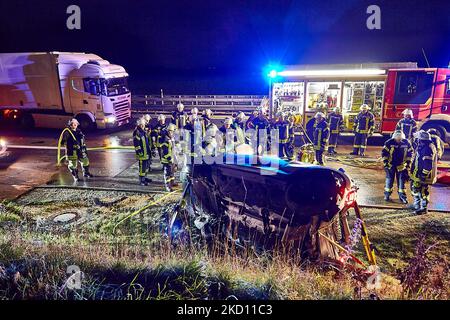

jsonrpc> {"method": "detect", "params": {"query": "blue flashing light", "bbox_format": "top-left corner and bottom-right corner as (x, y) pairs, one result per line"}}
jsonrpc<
(268, 69), (278, 78)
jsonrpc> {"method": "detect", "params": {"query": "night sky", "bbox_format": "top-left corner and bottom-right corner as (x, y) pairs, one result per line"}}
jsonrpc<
(0, 0), (449, 94)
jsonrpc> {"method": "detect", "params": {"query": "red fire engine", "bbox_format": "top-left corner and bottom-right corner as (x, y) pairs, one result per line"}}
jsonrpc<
(269, 63), (450, 142)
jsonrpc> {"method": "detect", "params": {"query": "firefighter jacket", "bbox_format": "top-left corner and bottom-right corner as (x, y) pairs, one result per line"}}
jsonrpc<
(430, 133), (444, 159)
(151, 122), (167, 148)
(159, 131), (175, 165)
(313, 120), (330, 151)
(251, 117), (270, 132)
(171, 110), (188, 129)
(62, 128), (88, 160)
(395, 118), (417, 140)
(201, 115), (213, 136)
(245, 115), (257, 130)
(219, 125), (237, 153)
(133, 126), (152, 161)
(328, 112), (344, 134)
(306, 117), (317, 142)
(411, 141), (437, 185)
(273, 120), (291, 143)
(353, 111), (375, 134)
(232, 120), (246, 145)
(381, 138), (413, 171)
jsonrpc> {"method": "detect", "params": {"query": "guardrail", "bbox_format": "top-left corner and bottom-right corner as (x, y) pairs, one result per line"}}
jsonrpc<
(132, 94), (266, 117)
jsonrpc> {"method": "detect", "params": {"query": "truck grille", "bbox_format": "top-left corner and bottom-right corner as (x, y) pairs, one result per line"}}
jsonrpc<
(113, 100), (131, 123)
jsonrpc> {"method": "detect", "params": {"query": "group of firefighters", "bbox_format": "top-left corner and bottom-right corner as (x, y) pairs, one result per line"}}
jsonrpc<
(61, 102), (444, 214)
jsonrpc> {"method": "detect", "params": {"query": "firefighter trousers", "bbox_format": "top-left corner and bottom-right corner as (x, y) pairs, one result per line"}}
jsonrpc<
(68, 156), (89, 173)
(278, 142), (294, 160)
(411, 180), (430, 210)
(315, 149), (325, 165)
(328, 133), (338, 153)
(163, 163), (175, 190)
(352, 133), (368, 155)
(138, 159), (150, 178)
(384, 167), (408, 199)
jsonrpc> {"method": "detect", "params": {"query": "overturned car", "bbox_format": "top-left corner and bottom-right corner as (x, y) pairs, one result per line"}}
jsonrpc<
(170, 154), (376, 265)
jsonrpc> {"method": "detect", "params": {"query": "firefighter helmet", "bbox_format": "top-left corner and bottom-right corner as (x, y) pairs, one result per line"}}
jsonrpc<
(402, 109), (413, 117)
(191, 107), (199, 114)
(136, 117), (146, 127)
(333, 107), (340, 113)
(177, 103), (184, 111)
(167, 123), (177, 131)
(414, 130), (431, 141)
(204, 109), (213, 116)
(427, 128), (438, 136)
(314, 112), (325, 119)
(144, 114), (151, 122)
(392, 130), (406, 140)
(236, 111), (245, 120)
(157, 114), (166, 121)
(68, 118), (79, 127)
(360, 104), (370, 111)
(224, 117), (233, 125)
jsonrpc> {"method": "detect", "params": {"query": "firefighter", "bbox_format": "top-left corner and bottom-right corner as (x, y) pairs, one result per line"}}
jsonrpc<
(133, 118), (153, 186)
(190, 107), (199, 118)
(201, 109), (214, 136)
(202, 122), (219, 157)
(250, 110), (270, 155)
(219, 117), (237, 153)
(172, 103), (188, 129)
(273, 112), (292, 159)
(312, 112), (329, 165)
(427, 128), (444, 160)
(233, 111), (246, 146)
(62, 118), (93, 182)
(327, 107), (344, 155)
(246, 110), (259, 130)
(350, 104), (375, 156)
(151, 114), (167, 160)
(381, 130), (413, 203)
(410, 130), (438, 215)
(160, 123), (178, 191)
(305, 116), (316, 143)
(395, 109), (417, 141)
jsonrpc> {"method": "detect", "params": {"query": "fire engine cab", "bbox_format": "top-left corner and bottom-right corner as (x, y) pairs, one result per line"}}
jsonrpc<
(268, 62), (450, 142)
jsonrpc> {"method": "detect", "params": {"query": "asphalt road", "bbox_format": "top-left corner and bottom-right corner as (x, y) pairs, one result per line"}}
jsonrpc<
(0, 126), (449, 212)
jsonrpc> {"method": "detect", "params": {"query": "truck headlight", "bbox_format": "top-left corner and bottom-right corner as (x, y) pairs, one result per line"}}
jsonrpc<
(104, 115), (117, 124)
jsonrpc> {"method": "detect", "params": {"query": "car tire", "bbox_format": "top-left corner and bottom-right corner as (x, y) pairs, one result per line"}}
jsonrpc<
(19, 113), (35, 129)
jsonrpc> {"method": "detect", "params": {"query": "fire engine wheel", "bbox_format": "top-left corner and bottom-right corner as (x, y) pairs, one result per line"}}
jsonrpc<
(76, 114), (95, 131)
(422, 124), (446, 140)
(19, 113), (35, 129)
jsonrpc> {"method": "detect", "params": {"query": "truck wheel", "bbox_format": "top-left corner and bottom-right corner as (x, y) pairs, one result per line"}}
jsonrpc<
(76, 114), (95, 131)
(19, 113), (35, 129)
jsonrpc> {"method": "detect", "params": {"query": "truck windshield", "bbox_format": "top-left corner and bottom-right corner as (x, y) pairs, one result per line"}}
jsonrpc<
(105, 77), (130, 96)
(393, 71), (434, 104)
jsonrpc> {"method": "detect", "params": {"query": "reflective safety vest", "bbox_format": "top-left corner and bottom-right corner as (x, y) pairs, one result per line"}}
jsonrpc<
(430, 134), (444, 159)
(395, 118), (417, 140)
(353, 111), (375, 134)
(274, 120), (290, 143)
(381, 138), (413, 171)
(151, 122), (167, 148)
(133, 126), (151, 161)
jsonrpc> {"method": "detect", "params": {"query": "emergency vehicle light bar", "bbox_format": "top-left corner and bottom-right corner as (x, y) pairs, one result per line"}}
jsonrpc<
(276, 69), (386, 77)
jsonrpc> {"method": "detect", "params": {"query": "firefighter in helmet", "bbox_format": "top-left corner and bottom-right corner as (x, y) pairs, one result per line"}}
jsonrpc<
(350, 104), (375, 156)
(427, 128), (444, 160)
(62, 118), (93, 182)
(381, 130), (413, 203)
(151, 114), (167, 159)
(233, 111), (246, 146)
(160, 123), (178, 191)
(327, 107), (344, 155)
(396, 109), (417, 141)
(133, 117), (153, 186)
(410, 130), (438, 215)
(312, 112), (329, 165)
(273, 112), (292, 159)
(250, 110), (270, 155)
(201, 109), (214, 137)
(172, 103), (188, 129)
(219, 117), (237, 153)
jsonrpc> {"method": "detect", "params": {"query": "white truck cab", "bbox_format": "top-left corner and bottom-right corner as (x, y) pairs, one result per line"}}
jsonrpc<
(0, 52), (131, 130)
